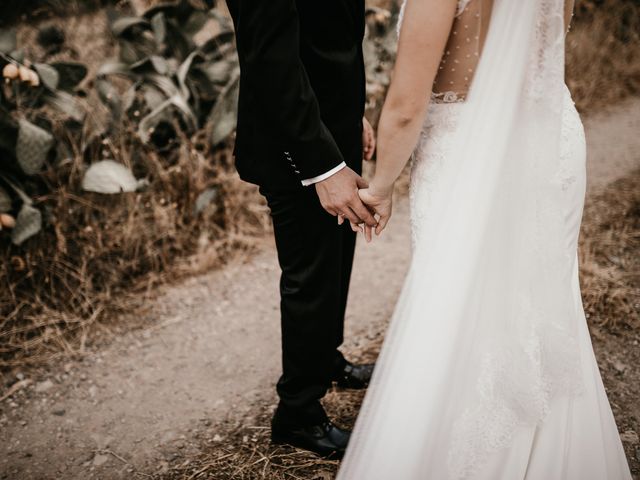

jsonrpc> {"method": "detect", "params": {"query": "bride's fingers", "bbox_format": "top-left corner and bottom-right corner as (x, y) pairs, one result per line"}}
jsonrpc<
(347, 217), (373, 242)
(364, 224), (373, 243)
(376, 212), (391, 236)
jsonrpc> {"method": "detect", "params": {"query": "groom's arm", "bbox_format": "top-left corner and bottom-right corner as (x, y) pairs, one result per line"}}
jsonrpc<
(229, 0), (346, 184)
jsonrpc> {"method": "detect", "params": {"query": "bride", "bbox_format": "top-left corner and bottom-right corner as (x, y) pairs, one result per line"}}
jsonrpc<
(337, 0), (633, 478)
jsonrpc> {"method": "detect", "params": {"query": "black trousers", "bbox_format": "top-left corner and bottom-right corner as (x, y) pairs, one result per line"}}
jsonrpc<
(260, 185), (357, 426)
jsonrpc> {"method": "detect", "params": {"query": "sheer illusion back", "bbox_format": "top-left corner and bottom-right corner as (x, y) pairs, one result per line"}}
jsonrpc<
(432, 0), (494, 103)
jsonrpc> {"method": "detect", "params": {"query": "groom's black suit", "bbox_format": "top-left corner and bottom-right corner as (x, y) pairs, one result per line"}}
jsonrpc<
(226, 0), (366, 426)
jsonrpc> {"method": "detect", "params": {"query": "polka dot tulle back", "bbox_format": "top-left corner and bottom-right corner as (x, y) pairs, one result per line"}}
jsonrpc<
(432, 0), (495, 103)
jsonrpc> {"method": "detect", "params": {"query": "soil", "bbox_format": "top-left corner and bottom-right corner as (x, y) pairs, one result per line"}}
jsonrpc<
(1, 96), (639, 480)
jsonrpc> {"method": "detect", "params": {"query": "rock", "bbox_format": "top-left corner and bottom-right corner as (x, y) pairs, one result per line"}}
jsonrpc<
(90, 434), (113, 450)
(620, 430), (639, 443)
(166, 452), (180, 462)
(312, 471), (334, 480)
(35, 380), (54, 393)
(612, 361), (627, 374)
(161, 431), (178, 443)
(156, 460), (169, 474)
(52, 408), (66, 416)
(92, 454), (109, 467)
(76, 452), (94, 466)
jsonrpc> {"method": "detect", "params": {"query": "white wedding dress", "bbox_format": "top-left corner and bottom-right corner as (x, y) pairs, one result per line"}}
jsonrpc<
(336, 0), (632, 479)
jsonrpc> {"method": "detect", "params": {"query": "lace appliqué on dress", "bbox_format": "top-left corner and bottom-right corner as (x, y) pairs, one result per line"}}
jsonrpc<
(431, 91), (466, 104)
(447, 318), (584, 480)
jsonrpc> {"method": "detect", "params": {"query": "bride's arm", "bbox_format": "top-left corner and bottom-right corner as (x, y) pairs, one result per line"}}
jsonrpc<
(358, 0), (457, 235)
(369, 0), (457, 197)
(565, 0), (575, 32)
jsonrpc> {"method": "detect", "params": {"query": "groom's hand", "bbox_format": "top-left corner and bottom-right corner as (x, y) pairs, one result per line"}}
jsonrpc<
(315, 167), (378, 228)
(362, 117), (376, 161)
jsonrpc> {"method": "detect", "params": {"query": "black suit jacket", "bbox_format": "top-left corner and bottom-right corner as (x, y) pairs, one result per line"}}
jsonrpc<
(226, 0), (366, 189)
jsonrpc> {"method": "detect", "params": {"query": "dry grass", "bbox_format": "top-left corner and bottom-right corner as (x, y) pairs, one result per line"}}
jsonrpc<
(567, 0), (640, 112)
(158, 350), (378, 480)
(0, 0), (119, 27)
(0, 137), (268, 370)
(579, 170), (640, 328)
(160, 412), (345, 480)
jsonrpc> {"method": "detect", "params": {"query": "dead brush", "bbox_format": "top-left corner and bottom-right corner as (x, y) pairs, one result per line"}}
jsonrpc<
(0, 136), (267, 371)
(160, 346), (378, 480)
(579, 169), (640, 328)
(567, 0), (640, 112)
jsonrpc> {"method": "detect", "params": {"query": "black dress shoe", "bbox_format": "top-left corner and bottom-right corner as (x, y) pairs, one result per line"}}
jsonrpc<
(333, 361), (375, 389)
(271, 420), (350, 459)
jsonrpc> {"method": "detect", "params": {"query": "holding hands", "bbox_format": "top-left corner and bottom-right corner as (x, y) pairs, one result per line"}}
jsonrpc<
(315, 167), (378, 230)
(354, 183), (393, 239)
(315, 116), (394, 243)
(351, 116), (393, 242)
(355, 117), (394, 241)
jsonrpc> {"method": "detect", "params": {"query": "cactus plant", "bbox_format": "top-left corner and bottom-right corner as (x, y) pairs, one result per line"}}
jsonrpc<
(0, 213), (16, 229)
(0, 186), (11, 213)
(97, 0), (239, 149)
(0, 1), (240, 245)
(81, 160), (145, 194)
(16, 118), (54, 175)
(0, 26), (88, 245)
(11, 203), (42, 246)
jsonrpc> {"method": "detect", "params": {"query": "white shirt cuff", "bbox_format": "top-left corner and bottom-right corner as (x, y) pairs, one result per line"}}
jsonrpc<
(301, 162), (347, 186)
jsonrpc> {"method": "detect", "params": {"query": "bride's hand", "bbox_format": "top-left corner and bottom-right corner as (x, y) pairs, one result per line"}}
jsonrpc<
(349, 182), (393, 240)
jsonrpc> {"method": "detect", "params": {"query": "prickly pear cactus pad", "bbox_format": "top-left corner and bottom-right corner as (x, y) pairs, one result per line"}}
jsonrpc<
(16, 119), (54, 175)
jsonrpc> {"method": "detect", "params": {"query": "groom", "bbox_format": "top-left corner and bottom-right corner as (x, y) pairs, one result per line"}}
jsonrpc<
(225, 0), (377, 458)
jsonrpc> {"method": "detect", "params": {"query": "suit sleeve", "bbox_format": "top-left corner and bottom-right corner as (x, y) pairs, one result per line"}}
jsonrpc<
(231, 0), (345, 181)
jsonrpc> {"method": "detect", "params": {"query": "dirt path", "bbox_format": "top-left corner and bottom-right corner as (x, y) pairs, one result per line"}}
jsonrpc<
(2, 97), (640, 480)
